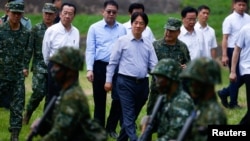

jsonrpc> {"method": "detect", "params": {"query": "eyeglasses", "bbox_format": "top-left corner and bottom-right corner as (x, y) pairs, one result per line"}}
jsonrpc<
(105, 10), (117, 15)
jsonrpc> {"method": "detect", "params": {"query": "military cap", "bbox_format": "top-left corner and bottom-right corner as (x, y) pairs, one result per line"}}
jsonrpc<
(42, 3), (57, 13)
(150, 58), (181, 81)
(8, 1), (24, 13)
(164, 17), (182, 30)
(49, 47), (84, 71)
(179, 57), (221, 85)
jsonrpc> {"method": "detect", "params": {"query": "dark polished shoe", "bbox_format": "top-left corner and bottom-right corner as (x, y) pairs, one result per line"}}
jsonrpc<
(229, 104), (242, 109)
(218, 90), (229, 108)
(108, 131), (119, 139)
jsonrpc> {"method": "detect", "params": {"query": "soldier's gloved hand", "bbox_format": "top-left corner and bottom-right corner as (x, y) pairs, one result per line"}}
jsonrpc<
(30, 118), (41, 131)
(140, 115), (150, 133)
(23, 69), (29, 77)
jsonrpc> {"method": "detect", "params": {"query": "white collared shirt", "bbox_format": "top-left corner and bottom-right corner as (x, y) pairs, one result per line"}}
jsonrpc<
(195, 22), (217, 58)
(178, 25), (205, 60)
(42, 21), (80, 65)
(222, 11), (250, 48)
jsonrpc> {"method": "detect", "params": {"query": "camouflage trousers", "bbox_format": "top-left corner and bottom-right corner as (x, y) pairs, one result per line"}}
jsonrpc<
(26, 72), (48, 113)
(0, 78), (25, 131)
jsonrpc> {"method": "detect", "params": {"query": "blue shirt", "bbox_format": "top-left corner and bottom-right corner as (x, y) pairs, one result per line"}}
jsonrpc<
(85, 19), (126, 71)
(106, 34), (158, 83)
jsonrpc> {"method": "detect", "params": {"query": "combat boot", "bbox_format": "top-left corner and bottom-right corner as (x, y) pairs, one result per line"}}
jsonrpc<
(10, 129), (19, 141)
(23, 111), (32, 125)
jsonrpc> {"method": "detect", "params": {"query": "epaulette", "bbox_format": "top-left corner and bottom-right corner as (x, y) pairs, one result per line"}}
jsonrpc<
(22, 16), (29, 21)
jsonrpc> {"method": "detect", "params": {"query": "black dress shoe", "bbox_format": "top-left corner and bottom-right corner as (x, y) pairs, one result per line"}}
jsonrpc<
(218, 90), (229, 108)
(108, 131), (119, 139)
(229, 104), (242, 109)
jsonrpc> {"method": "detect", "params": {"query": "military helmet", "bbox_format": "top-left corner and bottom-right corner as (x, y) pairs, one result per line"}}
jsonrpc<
(150, 58), (181, 81)
(179, 57), (221, 84)
(7, 1), (24, 12)
(49, 47), (84, 71)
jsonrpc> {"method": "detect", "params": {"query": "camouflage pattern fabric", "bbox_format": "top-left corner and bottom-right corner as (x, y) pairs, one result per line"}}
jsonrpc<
(150, 58), (182, 81)
(179, 57), (227, 141)
(155, 88), (195, 141)
(49, 47), (84, 71)
(41, 82), (107, 141)
(187, 98), (227, 141)
(164, 17), (182, 30)
(0, 21), (31, 130)
(179, 57), (221, 85)
(25, 22), (49, 113)
(147, 39), (190, 114)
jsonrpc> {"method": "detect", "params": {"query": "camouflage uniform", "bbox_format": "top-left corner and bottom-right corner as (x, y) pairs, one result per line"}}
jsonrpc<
(0, 1), (31, 140)
(41, 47), (107, 141)
(147, 17), (191, 114)
(0, 15), (32, 30)
(23, 3), (57, 124)
(150, 59), (195, 141)
(179, 57), (227, 141)
(0, 0), (32, 30)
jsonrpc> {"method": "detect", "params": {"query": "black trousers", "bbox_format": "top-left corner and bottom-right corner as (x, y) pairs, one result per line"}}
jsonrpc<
(239, 74), (250, 125)
(44, 62), (61, 108)
(93, 60), (108, 127)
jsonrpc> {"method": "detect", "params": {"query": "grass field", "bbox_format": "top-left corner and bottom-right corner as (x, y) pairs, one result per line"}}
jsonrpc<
(0, 0), (248, 140)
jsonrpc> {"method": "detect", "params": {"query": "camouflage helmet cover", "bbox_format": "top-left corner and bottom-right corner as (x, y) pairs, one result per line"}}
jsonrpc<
(49, 47), (84, 71)
(164, 17), (182, 30)
(8, 1), (24, 12)
(150, 58), (181, 81)
(179, 57), (221, 84)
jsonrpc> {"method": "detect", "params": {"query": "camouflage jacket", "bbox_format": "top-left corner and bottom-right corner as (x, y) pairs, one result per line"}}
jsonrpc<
(0, 15), (32, 30)
(29, 22), (48, 73)
(155, 87), (195, 141)
(187, 96), (227, 141)
(0, 21), (31, 80)
(42, 82), (107, 141)
(150, 39), (191, 92)
(153, 38), (190, 64)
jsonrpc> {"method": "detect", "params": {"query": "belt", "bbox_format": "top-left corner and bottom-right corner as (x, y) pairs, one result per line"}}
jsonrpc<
(94, 60), (109, 65)
(118, 74), (147, 83)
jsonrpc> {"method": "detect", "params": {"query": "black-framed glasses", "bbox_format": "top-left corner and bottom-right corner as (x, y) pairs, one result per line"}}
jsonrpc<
(105, 10), (117, 15)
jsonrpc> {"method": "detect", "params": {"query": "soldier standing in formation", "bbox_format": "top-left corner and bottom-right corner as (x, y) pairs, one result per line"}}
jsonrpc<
(141, 59), (194, 141)
(179, 57), (227, 141)
(30, 47), (107, 141)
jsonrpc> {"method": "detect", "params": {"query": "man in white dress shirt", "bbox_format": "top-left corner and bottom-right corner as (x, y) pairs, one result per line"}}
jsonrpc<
(195, 5), (217, 59)
(42, 2), (80, 109)
(178, 6), (205, 60)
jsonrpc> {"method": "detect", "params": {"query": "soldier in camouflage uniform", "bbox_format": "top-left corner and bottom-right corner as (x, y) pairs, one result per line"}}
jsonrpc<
(179, 57), (227, 141)
(147, 17), (191, 116)
(0, 1), (31, 140)
(22, 2), (57, 125)
(29, 47), (107, 141)
(0, 0), (32, 30)
(141, 59), (195, 141)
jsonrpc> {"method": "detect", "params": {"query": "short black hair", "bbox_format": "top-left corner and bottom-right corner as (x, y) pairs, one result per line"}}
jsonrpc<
(128, 3), (144, 13)
(181, 6), (198, 18)
(197, 5), (210, 13)
(61, 2), (77, 15)
(104, 0), (118, 9)
(234, 0), (248, 3)
(131, 12), (148, 26)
